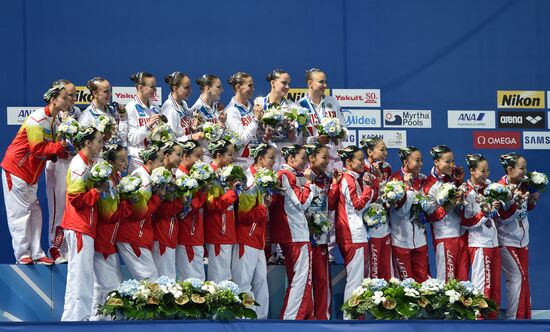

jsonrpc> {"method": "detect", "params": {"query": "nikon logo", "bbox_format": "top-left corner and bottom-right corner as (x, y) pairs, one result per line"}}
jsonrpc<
(497, 91), (545, 109)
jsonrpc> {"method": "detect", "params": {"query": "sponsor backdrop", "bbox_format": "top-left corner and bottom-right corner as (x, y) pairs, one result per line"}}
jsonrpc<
(1, 0), (550, 308)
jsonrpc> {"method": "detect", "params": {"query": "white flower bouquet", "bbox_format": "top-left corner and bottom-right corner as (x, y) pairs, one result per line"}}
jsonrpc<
(362, 202), (387, 228)
(190, 161), (215, 187)
(96, 115), (116, 134)
(381, 180), (406, 206)
(202, 122), (224, 142)
(147, 123), (175, 144)
(315, 117), (346, 139)
(528, 171), (548, 192)
(89, 160), (113, 185)
(118, 175), (142, 200)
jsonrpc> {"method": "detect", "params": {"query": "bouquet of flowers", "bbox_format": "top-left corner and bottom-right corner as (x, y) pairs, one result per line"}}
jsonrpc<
(362, 202), (387, 228)
(527, 171), (548, 192)
(483, 182), (512, 213)
(151, 167), (175, 190)
(202, 122), (224, 142)
(410, 192), (431, 224)
(283, 106), (309, 134)
(254, 168), (283, 195)
(96, 115), (116, 134)
(316, 117), (346, 140)
(222, 130), (243, 151)
(190, 161), (215, 187)
(342, 277), (497, 320)
(260, 108), (284, 127)
(89, 160), (113, 185)
(381, 180), (406, 206)
(57, 116), (80, 140)
(175, 174), (200, 198)
(306, 211), (331, 236)
(118, 175), (142, 200)
(435, 183), (458, 205)
(99, 277), (257, 320)
(147, 123), (175, 144)
(218, 164), (246, 186)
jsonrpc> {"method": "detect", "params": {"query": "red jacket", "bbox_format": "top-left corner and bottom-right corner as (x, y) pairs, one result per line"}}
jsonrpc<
(61, 152), (100, 241)
(116, 166), (162, 256)
(176, 165), (207, 246)
(1, 106), (67, 184)
(95, 173), (132, 255)
(204, 163), (238, 244)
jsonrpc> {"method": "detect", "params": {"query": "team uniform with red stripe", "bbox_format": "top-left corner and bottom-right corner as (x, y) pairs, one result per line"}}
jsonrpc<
(231, 165), (270, 319)
(298, 95), (347, 172)
(47, 106), (82, 260)
(306, 169), (339, 320)
(364, 160), (393, 280)
(60, 151), (100, 321)
(125, 97), (162, 173)
(423, 167), (468, 282)
(497, 175), (534, 320)
(190, 98), (224, 163)
(116, 165), (162, 280)
(204, 163), (238, 282)
(1, 106), (67, 263)
(152, 178), (185, 280)
(460, 180), (501, 319)
(269, 164), (318, 320)
(161, 94), (193, 141)
(91, 171), (132, 320)
(224, 97), (261, 168)
(388, 170), (430, 282)
(336, 169), (378, 303)
(175, 165), (207, 280)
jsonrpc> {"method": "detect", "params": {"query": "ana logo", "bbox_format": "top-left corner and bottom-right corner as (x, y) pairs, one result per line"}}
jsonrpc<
(497, 90), (545, 109)
(498, 111), (545, 129)
(7, 107), (41, 125)
(384, 112), (402, 125)
(473, 131), (521, 149)
(447, 110), (496, 129)
(458, 113), (485, 121)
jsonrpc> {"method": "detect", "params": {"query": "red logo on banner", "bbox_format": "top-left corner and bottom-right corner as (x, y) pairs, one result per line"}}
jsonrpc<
(473, 131), (521, 149)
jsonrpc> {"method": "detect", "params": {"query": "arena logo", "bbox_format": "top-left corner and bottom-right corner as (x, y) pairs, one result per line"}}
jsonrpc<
(383, 110), (431, 128)
(331, 89), (381, 107)
(473, 131), (521, 149)
(6, 106), (41, 125)
(497, 90), (545, 109)
(112, 86), (163, 106)
(447, 110), (495, 128)
(75, 86), (93, 105)
(523, 131), (550, 150)
(497, 111), (546, 129)
(342, 109), (380, 128)
(285, 88), (329, 102)
(357, 130), (406, 149)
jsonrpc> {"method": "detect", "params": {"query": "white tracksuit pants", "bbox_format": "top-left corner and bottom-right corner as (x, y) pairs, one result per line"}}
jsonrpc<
(45, 159), (71, 256)
(2, 170), (46, 262)
(176, 244), (205, 281)
(206, 243), (234, 282)
(91, 252), (123, 321)
(116, 242), (158, 280)
(152, 241), (176, 279)
(231, 244), (269, 319)
(61, 230), (95, 321)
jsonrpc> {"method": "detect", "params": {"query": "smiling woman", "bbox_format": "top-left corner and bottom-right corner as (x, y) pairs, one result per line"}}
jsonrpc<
(1, 81), (70, 266)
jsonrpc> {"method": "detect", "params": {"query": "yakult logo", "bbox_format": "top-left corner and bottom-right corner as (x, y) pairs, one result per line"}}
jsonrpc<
(332, 89), (381, 107)
(112, 86), (163, 106)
